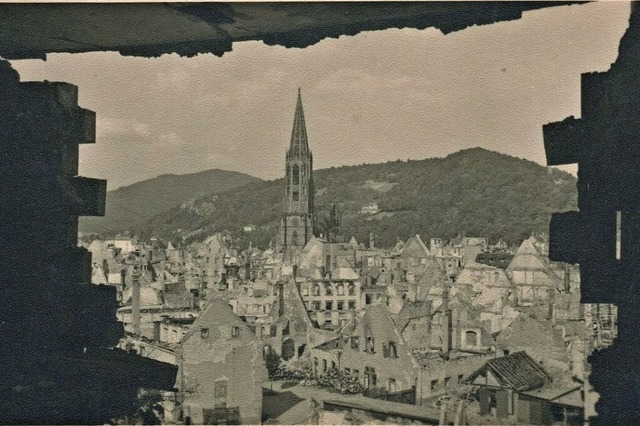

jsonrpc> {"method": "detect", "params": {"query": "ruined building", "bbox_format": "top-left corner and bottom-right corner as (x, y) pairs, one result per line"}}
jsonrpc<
(278, 89), (315, 261)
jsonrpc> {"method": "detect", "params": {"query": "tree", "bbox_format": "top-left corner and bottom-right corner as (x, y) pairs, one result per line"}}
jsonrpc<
(264, 348), (281, 379)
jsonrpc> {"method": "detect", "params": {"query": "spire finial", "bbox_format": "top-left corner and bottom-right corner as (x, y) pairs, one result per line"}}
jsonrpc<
(298, 87), (301, 96)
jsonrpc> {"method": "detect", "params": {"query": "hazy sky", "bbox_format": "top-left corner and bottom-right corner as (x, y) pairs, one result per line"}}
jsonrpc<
(12, 2), (631, 190)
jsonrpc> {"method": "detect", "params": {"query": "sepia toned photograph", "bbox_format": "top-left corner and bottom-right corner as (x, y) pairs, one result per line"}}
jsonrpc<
(0, 1), (637, 424)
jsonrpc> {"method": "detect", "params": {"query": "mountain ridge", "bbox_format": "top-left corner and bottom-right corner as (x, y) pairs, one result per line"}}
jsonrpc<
(130, 148), (577, 248)
(79, 168), (261, 235)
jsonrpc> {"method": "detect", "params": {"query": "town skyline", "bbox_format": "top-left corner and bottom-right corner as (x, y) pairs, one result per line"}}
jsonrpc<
(11, 1), (630, 190)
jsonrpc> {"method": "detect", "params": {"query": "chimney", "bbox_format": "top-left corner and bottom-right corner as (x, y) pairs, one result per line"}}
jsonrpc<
(442, 281), (451, 359)
(549, 285), (555, 321)
(132, 268), (141, 337)
(120, 268), (126, 290)
(278, 282), (285, 317)
(564, 263), (571, 293)
(369, 232), (375, 249)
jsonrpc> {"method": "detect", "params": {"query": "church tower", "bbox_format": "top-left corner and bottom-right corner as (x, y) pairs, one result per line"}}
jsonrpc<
(279, 89), (314, 256)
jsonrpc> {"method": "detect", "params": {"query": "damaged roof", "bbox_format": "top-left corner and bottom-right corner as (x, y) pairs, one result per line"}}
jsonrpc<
(466, 351), (550, 391)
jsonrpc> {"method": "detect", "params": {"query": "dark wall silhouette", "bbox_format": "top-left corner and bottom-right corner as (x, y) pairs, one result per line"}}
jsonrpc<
(545, 3), (640, 424)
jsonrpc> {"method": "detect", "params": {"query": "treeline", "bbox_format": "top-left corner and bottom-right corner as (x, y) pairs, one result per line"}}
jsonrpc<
(135, 148), (578, 249)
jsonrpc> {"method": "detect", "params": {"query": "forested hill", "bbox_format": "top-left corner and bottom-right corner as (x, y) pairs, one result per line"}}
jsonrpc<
(135, 148), (578, 248)
(79, 169), (260, 235)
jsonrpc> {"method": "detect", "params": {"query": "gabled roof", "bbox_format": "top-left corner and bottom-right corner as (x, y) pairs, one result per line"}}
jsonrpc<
(356, 303), (405, 344)
(413, 257), (449, 301)
(506, 237), (563, 287)
(401, 235), (431, 259)
(507, 238), (551, 272)
(91, 265), (108, 285)
(180, 297), (253, 344)
(298, 238), (326, 275)
(280, 278), (313, 333)
(348, 236), (358, 249)
(466, 351), (549, 391)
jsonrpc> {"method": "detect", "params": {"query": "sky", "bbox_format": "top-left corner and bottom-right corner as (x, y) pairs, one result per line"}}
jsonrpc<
(12, 1), (632, 190)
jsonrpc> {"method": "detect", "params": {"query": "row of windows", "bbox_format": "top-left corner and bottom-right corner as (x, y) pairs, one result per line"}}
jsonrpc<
(309, 300), (356, 311)
(247, 323), (290, 337)
(348, 336), (398, 358)
(306, 283), (357, 296)
(429, 374), (464, 391)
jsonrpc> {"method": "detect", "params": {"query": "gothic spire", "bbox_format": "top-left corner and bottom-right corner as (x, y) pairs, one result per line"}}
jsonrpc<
(289, 88), (309, 157)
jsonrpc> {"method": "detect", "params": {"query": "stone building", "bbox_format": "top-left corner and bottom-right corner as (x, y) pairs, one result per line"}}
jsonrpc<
(278, 89), (315, 261)
(175, 298), (266, 425)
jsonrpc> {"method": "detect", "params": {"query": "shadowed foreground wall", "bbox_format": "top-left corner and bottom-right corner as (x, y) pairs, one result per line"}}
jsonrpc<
(545, 3), (640, 424)
(0, 60), (176, 424)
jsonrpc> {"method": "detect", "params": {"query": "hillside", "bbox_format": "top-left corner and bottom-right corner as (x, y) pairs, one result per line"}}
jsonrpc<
(135, 148), (578, 248)
(79, 169), (261, 235)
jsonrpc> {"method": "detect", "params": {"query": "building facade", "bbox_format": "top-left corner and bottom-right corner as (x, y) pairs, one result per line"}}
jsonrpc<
(176, 298), (266, 425)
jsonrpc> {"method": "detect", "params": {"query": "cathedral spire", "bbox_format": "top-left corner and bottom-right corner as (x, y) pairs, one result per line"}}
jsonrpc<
(289, 88), (309, 157)
(278, 89), (315, 256)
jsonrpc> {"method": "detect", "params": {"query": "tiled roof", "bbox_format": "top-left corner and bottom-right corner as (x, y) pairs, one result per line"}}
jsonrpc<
(466, 351), (549, 391)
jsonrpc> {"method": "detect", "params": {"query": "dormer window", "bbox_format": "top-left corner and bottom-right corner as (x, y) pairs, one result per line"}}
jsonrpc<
(231, 326), (240, 338)
(201, 328), (209, 338)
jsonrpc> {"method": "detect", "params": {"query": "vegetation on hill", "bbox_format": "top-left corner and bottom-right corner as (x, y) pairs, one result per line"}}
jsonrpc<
(79, 169), (261, 235)
(133, 148), (577, 249)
